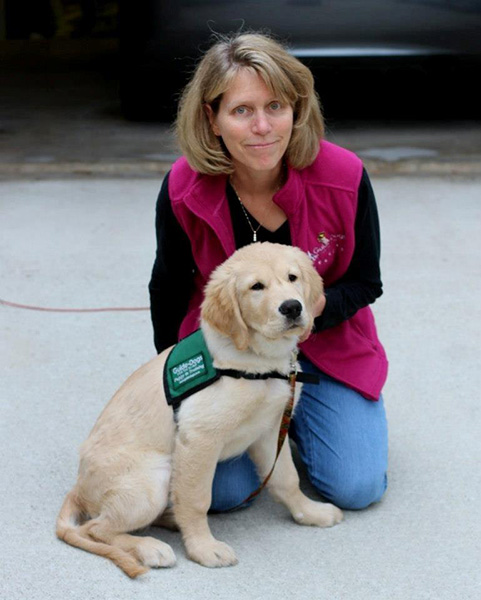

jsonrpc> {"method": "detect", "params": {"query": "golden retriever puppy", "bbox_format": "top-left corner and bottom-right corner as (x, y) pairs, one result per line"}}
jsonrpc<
(56, 242), (342, 578)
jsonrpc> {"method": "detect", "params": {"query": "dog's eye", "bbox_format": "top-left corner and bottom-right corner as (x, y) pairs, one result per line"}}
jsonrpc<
(288, 274), (298, 282)
(251, 282), (265, 291)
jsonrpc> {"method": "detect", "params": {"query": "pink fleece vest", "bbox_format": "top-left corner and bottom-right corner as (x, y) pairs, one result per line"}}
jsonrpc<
(168, 141), (388, 400)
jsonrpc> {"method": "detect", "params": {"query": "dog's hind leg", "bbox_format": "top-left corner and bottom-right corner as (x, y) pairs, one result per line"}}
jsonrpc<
(90, 455), (176, 568)
(84, 518), (176, 570)
(74, 453), (176, 575)
(57, 490), (150, 578)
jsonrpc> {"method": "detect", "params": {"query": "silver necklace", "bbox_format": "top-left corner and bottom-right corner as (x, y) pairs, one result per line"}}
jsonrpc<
(230, 181), (262, 243)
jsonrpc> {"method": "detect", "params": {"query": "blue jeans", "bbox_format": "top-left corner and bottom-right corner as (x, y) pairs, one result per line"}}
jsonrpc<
(210, 358), (388, 511)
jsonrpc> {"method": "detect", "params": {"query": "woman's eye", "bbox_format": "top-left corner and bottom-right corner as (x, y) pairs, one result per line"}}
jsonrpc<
(234, 106), (247, 115)
(270, 101), (281, 110)
(251, 282), (265, 291)
(288, 274), (298, 282)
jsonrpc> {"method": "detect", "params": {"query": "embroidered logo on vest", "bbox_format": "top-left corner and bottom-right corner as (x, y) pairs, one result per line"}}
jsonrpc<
(170, 353), (207, 388)
(307, 233), (346, 268)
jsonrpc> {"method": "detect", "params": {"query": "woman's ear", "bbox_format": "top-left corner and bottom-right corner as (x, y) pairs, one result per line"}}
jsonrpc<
(201, 269), (250, 351)
(203, 104), (221, 136)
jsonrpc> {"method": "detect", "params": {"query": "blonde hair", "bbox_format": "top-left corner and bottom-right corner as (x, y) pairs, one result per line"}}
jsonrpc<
(175, 32), (324, 175)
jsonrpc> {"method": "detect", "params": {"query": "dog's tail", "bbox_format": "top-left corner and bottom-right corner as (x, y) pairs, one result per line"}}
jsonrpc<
(56, 490), (148, 578)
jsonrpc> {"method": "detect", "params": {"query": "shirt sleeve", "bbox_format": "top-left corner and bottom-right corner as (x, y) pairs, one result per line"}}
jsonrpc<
(148, 172), (196, 353)
(313, 168), (383, 331)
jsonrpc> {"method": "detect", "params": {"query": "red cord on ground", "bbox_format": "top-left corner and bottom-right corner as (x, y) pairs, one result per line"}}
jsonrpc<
(0, 298), (149, 313)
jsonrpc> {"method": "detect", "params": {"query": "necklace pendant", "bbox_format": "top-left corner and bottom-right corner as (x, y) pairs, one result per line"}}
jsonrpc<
(253, 231), (257, 242)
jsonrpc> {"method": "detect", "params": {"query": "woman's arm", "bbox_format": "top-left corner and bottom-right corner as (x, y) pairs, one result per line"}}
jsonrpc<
(314, 169), (383, 331)
(148, 172), (196, 353)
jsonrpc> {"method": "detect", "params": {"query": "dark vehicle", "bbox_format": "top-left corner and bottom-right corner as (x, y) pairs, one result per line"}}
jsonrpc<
(119, 0), (481, 120)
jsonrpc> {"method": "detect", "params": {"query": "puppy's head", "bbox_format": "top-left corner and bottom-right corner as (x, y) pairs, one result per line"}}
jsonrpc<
(201, 243), (323, 351)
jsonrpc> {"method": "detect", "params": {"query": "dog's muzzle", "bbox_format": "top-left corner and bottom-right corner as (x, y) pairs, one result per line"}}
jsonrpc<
(278, 299), (303, 321)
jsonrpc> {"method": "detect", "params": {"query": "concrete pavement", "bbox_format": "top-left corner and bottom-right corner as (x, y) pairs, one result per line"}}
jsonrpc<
(1, 175), (480, 599)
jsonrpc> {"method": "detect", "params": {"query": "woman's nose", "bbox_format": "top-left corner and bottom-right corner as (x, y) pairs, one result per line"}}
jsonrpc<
(252, 111), (272, 135)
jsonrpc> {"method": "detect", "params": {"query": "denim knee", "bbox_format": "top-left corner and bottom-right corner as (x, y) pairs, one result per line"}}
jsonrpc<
(311, 470), (388, 510)
(210, 453), (260, 512)
(209, 486), (256, 513)
(291, 360), (389, 511)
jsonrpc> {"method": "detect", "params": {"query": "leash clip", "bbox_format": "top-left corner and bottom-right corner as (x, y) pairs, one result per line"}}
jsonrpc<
(289, 348), (299, 380)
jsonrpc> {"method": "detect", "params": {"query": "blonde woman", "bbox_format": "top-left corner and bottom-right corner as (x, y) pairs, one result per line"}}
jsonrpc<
(149, 32), (388, 511)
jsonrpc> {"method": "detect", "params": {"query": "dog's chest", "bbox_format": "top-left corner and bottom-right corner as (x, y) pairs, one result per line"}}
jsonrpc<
(218, 378), (292, 460)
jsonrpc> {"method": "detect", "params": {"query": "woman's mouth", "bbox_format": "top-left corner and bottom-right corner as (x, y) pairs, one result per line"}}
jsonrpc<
(246, 141), (278, 149)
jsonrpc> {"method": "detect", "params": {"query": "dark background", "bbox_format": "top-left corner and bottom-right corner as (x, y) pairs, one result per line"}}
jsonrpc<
(1, 0), (480, 122)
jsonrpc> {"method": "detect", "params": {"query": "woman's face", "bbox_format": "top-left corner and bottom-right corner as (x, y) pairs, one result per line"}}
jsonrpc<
(206, 69), (294, 177)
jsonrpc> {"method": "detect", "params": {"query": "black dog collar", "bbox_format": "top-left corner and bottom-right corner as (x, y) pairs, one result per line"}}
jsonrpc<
(216, 368), (320, 385)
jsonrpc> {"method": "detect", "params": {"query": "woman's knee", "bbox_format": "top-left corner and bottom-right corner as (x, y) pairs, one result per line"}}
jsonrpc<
(292, 366), (389, 510)
(209, 453), (260, 512)
(311, 470), (388, 510)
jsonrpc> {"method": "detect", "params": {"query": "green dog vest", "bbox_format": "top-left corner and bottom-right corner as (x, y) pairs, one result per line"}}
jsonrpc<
(164, 329), (220, 410)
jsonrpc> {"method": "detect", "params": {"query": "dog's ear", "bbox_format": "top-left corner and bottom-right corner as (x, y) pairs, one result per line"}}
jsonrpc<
(298, 251), (324, 317)
(201, 268), (250, 351)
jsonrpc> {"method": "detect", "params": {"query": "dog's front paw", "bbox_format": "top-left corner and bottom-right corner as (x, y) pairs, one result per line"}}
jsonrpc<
(293, 500), (343, 528)
(186, 537), (238, 568)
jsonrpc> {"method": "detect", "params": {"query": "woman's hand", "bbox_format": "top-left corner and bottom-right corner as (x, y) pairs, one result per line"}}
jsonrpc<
(299, 294), (326, 343)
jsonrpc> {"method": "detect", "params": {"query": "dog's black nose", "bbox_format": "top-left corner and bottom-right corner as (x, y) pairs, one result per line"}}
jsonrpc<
(279, 299), (302, 320)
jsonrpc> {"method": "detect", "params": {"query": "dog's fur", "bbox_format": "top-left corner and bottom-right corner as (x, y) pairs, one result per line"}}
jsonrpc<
(56, 242), (343, 577)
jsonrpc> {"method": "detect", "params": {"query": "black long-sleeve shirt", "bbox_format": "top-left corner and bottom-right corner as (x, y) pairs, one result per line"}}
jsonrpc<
(149, 168), (383, 354)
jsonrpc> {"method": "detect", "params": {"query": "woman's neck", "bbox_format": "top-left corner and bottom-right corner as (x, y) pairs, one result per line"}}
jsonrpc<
(230, 162), (285, 197)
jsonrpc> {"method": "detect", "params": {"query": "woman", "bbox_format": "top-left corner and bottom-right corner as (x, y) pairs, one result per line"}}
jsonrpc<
(149, 32), (388, 512)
